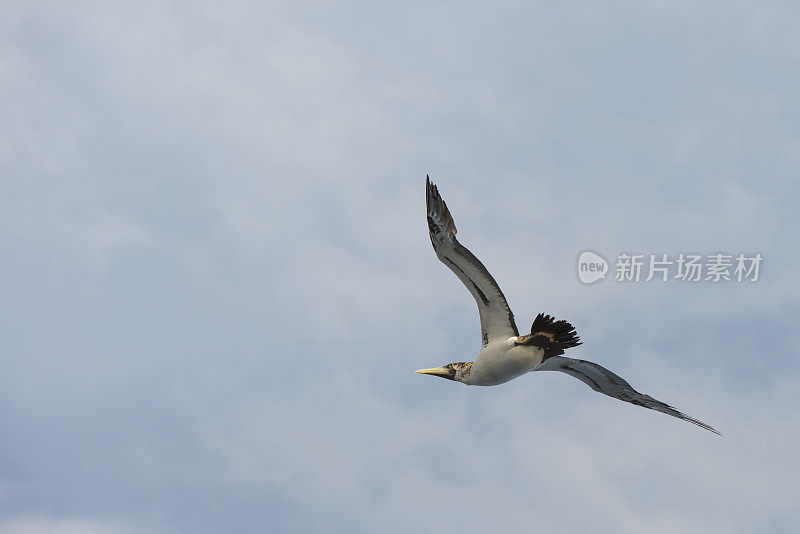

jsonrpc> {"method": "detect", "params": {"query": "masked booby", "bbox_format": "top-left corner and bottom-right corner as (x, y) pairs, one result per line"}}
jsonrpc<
(417, 176), (720, 435)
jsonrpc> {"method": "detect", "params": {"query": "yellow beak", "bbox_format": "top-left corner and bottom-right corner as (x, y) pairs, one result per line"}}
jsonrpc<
(414, 367), (452, 377)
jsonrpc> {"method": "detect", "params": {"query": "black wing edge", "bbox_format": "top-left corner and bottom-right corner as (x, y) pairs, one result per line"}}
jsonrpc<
(426, 175), (457, 239)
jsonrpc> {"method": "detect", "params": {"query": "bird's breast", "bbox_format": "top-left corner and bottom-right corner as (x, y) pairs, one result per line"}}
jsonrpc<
(467, 340), (544, 386)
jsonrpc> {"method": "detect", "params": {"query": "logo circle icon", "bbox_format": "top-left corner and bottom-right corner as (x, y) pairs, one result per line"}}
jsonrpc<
(577, 251), (608, 284)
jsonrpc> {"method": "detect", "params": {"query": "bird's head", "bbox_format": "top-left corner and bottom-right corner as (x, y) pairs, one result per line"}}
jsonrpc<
(414, 361), (472, 383)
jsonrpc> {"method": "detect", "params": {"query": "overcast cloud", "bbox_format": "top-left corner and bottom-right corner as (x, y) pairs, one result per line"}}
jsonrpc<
(2, 2), (799, 533)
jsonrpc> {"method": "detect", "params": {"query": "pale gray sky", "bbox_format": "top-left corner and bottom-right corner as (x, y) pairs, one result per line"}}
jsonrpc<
(2, 2), (799, 533)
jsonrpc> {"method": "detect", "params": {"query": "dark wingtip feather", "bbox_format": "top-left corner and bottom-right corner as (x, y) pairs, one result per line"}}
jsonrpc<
(425, 175), (456, 238)
(670, 410), (722, 436)
(674, 409), (722, 436)
(638, 394), (722, 436)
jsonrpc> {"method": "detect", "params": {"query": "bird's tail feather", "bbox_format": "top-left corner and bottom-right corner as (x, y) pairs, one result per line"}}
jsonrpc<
(515, 313), (581, 359)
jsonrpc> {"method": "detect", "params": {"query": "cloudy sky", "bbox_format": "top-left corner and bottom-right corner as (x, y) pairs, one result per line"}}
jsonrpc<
(2, 2), (799, 533)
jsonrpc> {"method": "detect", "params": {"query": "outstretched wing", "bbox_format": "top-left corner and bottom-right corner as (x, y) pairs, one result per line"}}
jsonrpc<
(426, 176), (519, 346)
(536, 356), (720, 435)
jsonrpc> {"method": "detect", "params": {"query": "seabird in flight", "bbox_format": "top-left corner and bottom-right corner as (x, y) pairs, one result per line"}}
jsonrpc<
(417, 176), (720, 435)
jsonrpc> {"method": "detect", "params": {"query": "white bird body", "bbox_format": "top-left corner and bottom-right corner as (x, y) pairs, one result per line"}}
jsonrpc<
(416, 176), (720, 435)
(467, 338), (544, 386)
